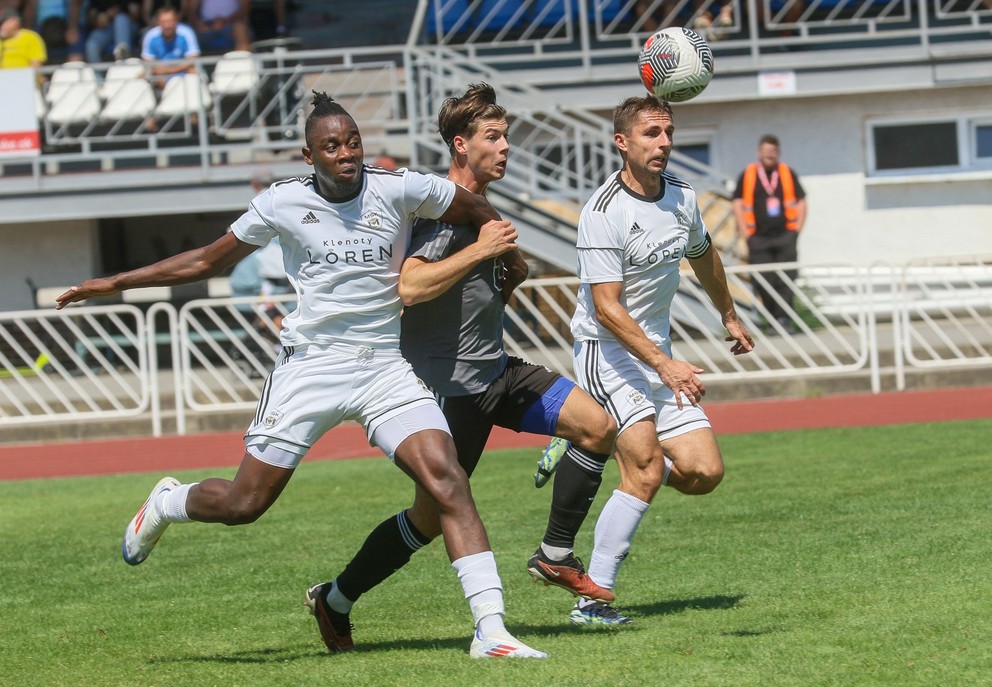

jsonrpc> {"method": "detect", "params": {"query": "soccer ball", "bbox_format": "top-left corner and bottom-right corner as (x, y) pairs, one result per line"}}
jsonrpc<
(638, 27), (714, 102)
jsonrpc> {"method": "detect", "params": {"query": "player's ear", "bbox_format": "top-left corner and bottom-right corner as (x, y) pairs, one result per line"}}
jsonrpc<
(613, 132), (627, 154)
(452, 134), (469, 155)
(302, 145), (313, 165)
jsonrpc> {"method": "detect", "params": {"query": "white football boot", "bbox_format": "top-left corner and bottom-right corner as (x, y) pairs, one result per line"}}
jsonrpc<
(122, 476), (181, 565)
(469, 628), (548, 659)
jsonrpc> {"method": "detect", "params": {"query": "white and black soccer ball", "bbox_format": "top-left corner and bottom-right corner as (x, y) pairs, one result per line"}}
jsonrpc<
(637, 27), (714, 102)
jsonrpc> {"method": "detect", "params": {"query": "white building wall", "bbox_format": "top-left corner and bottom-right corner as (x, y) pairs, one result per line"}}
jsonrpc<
(678, 85), (992, 266)
(0, 220), (97, 312)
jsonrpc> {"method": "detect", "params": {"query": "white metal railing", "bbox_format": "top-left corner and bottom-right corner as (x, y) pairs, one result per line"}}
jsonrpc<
(0, 304), (150, 426)
(896, 255), (992, 389)
(5, 258), (990, 435)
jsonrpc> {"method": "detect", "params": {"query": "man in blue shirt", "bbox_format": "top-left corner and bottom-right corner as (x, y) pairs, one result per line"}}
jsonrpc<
(140, 5), (199, 88)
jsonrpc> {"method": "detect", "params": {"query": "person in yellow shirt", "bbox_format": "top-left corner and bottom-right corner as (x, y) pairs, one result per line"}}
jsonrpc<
(0, 7), (47, 69)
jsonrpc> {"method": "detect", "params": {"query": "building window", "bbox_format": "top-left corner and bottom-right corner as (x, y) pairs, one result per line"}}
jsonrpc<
(868, 114), (992, 176)
(975, 122), (992, 160)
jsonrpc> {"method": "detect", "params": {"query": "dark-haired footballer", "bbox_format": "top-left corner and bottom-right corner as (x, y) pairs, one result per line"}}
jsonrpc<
(305, 83), (620, 646)
(55, 91), (547, 660)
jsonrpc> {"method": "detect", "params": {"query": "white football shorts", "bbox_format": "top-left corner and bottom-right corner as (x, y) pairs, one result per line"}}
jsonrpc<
(245, 341), (449, 469)
(573, 339), (711, 440)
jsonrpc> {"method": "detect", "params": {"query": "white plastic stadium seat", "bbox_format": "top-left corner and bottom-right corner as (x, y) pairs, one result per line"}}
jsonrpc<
(99, 59), (146, 101)
(155, 73), (213, 117)
(46, 82), (102, 126)
(45, 62), (98, 105)
(99, 78), (157, 122)
(209, 51), (259, 97)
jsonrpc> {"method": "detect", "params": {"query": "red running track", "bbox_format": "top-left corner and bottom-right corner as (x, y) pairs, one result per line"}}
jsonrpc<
(1, 386), (990, 482)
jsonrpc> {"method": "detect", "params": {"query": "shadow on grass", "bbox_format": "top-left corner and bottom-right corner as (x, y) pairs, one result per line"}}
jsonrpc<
(155, 637), (477, 663)
(623, 593), (746, 619)
(155, 594), (748, 663)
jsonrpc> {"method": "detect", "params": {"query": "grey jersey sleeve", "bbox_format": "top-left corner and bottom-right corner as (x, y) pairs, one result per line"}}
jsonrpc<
(408, 217), (457, 262)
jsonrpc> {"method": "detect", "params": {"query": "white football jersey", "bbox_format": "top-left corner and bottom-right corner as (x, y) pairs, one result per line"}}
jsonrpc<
(231, 167), (456, 347)
(570, 171), (712, 356)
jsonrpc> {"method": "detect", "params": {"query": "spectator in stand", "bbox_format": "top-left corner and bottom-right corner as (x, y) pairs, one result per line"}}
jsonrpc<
(141, 4), (199, 88)
(35, 0), (68, 62)
(142, 0), (187, 30)
(0, 7), (46, 71)
(0, 0), (35, 29)
(732, 134), (807, 333)
(249, 0), (286, 41)
(186, 0), (249, 53)
(692, 0), (734, 41)
(67, 0), (139, 63)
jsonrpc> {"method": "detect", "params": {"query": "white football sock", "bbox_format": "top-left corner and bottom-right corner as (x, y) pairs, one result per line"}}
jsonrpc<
(586, 489), (650, 591)
(452, 551), (506, 638)
(540, 543), (572, 561)
(158, 483), (196, 522)
(324, 580), (354, 614)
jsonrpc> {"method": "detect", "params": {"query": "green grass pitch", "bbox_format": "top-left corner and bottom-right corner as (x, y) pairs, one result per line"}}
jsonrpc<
(2, 420), (991, 687)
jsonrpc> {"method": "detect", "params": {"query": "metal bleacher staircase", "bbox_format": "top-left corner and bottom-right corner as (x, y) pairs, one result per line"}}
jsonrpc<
(404, 43), (740, 272)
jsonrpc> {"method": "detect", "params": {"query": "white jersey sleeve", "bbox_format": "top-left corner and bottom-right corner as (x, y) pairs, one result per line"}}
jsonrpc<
(685, 200), (711, 259)
(576, 209), (624, 285)
(230, 187), (278, 248)
(404, 171), (456, 221)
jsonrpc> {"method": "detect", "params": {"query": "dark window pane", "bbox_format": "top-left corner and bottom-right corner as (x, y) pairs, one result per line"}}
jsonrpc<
(873, 122), (958, 170)
(678, 143), (710, 166)
(976, 125), (992, 159)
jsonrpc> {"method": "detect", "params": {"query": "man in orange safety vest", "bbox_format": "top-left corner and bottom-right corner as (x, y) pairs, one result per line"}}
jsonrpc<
(732, 134), (807, 333)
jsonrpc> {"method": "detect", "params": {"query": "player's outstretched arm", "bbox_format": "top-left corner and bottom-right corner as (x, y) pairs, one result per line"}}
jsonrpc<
(56, 233), (258, 309)
(688, 247), (754, 356)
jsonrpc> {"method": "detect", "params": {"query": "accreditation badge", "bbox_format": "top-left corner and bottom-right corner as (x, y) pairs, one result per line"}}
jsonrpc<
(765, 196), (781, 217)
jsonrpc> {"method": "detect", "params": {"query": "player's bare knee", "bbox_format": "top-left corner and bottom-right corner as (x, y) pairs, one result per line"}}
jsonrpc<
(224, 501), (267, 525)
(422, 464), (472, 515)
(588, 414), (618, 454)
(684, 463), (724, 495)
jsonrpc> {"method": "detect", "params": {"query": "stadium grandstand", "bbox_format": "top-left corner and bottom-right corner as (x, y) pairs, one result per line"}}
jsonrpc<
(1, 0), (990, 440)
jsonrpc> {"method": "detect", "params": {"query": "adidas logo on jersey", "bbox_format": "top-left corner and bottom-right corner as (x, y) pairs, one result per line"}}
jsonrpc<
(301, 211), (319, 224)
(629, 222), (644, 235)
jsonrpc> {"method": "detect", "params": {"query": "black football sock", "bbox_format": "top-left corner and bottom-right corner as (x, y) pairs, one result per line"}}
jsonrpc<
(335, 510), (432, 602)
(541, 446), (609, 550)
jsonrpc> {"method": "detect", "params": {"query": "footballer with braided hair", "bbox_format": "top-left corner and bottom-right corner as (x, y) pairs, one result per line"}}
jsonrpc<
(56, 90), (547, 659)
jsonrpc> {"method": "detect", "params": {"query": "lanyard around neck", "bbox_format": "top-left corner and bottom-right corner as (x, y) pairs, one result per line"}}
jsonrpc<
(757, 165), (779, 196)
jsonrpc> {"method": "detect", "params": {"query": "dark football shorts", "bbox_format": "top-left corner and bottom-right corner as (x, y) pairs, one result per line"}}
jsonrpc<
(437, 356), (575, 476)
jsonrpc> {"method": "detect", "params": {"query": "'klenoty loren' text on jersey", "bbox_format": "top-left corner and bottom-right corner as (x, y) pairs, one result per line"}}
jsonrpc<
(570, 171), (712, 357)
(230, 167), (456, 347)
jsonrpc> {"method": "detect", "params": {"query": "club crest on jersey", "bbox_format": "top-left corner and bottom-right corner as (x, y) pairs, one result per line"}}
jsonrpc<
(360, 210), (383, 229)
(263, 409), (284, 429)
(674, 208), (691, 229)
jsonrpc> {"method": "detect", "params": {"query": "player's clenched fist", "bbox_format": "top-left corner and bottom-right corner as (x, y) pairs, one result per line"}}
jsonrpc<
(477, 219), (518, 258)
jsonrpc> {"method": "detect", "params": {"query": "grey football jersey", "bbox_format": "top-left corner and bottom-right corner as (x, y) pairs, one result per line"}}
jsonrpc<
(400, 218), (508, 396)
